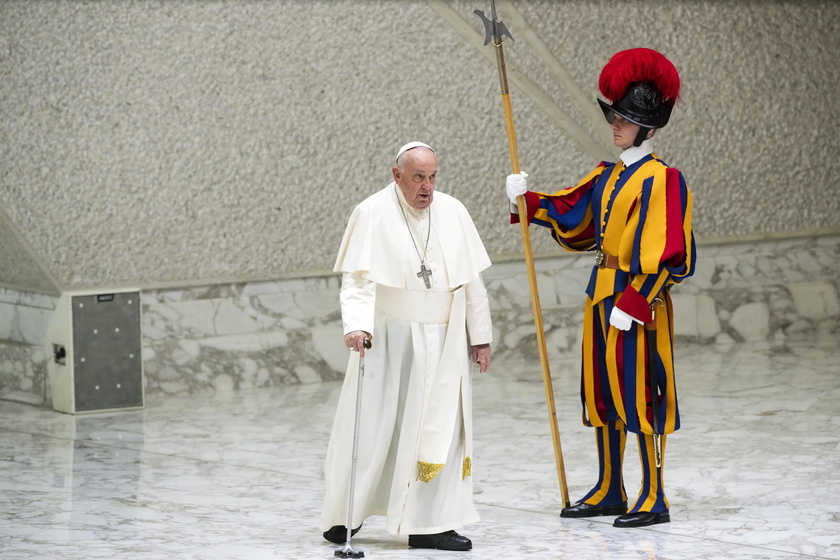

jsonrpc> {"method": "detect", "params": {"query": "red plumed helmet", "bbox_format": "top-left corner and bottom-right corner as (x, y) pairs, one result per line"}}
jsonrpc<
(596, 48), (681, 132)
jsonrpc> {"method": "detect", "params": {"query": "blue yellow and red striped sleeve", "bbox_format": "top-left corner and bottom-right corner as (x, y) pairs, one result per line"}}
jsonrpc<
(510, 164), (608, 252)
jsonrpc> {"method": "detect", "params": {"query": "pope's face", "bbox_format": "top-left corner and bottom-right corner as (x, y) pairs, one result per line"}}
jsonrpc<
(393, 148), (437, 211)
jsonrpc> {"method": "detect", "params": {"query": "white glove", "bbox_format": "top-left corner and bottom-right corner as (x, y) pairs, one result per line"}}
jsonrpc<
(506, 172), (528, 204)
(609, 307), (641, 331)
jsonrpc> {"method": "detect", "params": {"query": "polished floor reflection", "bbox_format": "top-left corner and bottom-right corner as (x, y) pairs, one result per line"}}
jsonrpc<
(1, 335), (838, 559)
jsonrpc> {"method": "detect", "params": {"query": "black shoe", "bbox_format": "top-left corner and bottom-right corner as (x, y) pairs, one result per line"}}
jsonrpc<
(323, 524), (362, 544)
(613, 510), (670, 528)
(560, 501), (627, 518)
(408, 530), (472, 551)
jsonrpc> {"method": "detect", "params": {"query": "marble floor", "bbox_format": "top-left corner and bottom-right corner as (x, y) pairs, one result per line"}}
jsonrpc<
(1, 334), (839, 560)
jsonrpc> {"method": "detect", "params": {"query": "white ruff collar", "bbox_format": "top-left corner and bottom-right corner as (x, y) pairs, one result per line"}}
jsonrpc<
(620, 137), (654, 167)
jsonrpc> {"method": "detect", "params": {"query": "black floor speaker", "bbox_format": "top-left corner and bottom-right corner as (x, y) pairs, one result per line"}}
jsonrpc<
(46, 289), (144, 414)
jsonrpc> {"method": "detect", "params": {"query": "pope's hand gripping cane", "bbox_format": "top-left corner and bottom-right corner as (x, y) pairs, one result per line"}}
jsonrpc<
(474, 0), (570, 509)
(334, 338), (372, 559)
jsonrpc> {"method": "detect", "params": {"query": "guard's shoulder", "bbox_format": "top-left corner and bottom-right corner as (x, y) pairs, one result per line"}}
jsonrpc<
(650, 154), (679, 171)
(650, 162), (687, 190)
(652, 159), (684, 177)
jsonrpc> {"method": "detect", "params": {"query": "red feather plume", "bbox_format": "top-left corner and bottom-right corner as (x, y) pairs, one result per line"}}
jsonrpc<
(599, 48), (681, 103)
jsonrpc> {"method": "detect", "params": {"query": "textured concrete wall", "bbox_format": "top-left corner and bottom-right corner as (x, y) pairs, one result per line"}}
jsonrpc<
(1, 0), (838, 292)
(0, 213), (57, 293)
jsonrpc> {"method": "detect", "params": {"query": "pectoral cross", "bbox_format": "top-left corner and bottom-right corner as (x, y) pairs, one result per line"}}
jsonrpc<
(417, 263), (432, 289)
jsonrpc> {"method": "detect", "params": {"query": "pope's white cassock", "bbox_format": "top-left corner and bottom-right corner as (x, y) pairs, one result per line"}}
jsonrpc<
(320, 181), (493, 536)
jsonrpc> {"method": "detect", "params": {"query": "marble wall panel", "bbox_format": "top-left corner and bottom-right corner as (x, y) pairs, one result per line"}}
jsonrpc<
(1, 234), (837, 402)
(0, 288), (56, 345)
(139, 276), (345, 395)
(130, 231), (840, 395)
(0, 342), (47, 405)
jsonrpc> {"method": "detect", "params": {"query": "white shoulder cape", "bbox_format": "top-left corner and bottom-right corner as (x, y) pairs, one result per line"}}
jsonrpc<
(334, 183), (491, 288)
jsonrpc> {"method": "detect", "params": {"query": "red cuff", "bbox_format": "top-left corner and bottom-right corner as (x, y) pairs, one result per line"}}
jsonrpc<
(510, 191), (541, 224)
(615, 286), (653, 323)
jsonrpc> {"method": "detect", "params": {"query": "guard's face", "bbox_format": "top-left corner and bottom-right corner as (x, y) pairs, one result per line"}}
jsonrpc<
(392, 148), (437, 210)
(609, 112), (642, 150)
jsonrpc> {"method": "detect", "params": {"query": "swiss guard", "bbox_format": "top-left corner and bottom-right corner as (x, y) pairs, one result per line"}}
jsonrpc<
(504, 47), (696, 528)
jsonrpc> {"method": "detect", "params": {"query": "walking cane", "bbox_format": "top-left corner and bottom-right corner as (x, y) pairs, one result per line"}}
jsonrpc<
(335, 338), (371, 559)
(474, 0), (571, 508)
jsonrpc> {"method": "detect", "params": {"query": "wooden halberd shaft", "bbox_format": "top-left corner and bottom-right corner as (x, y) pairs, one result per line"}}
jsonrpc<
(476, 1), (570, 508)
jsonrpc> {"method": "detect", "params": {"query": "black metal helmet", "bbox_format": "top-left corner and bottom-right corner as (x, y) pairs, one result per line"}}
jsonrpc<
(597, 48), (681, 146)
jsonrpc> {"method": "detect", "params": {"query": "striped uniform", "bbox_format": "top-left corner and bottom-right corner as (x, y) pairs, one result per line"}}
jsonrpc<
(514, 153), (695, 513)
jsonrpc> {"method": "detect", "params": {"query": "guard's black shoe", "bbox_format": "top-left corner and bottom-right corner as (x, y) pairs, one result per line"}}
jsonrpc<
(323, 524), (362, 544)
(560, 501), (628, 518)
(408, 530), (472, 551)
(613, 509), (670, 528)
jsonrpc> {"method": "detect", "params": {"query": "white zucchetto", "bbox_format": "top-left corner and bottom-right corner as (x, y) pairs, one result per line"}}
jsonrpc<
(395, 141), (435, 164)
